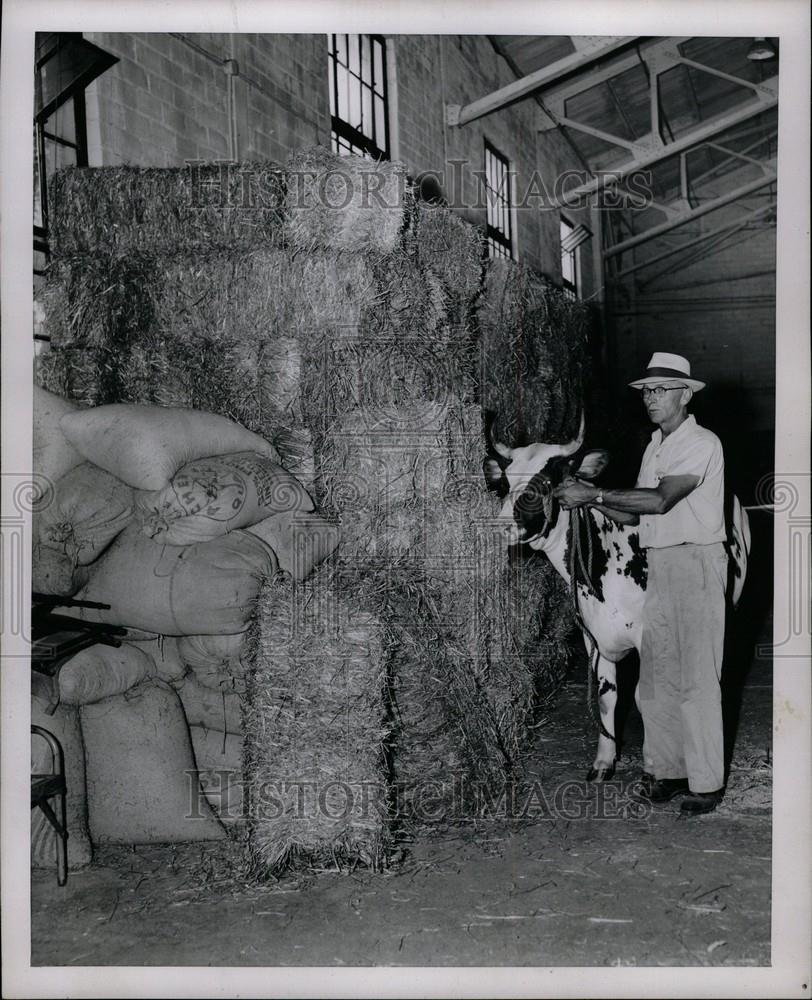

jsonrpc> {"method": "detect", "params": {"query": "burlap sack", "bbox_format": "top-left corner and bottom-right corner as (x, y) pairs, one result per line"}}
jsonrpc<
(81, 682), (225, 843)
(69, 524), (278, 635)
(136, 451), (313, 546)
(34, 462), (134, 566)
(247, 510), (340, 581)
(59, 403), (281, 491)
(173, 671), (243, 733)
(32, 546), (89, 597)
(176, 631), (247, 674)
(189, 726), (243, 825)
(58, 642), (153, 705)
(33, 386), (84, 495)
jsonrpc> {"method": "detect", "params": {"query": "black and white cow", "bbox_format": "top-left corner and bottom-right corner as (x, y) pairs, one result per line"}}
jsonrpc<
(484, 415), (750, 782)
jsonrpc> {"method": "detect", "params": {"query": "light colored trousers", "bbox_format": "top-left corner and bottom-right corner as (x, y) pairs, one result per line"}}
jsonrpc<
(639, 542), (728, 793)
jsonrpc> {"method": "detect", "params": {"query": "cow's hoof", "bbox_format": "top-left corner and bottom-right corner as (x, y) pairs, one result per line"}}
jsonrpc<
(586, 762), (616, 782)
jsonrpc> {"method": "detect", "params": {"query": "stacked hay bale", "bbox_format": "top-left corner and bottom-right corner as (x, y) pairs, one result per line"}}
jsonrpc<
(37, 148), (586, 873)
(479, 260), (591, 447)
(243, 567), (391, 873)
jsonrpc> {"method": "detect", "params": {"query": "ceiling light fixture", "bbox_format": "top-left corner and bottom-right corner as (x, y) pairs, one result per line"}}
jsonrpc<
(746, 37), (776, 61)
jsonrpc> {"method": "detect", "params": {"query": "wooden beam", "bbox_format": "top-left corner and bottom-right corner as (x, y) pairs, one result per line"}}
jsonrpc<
(446, 36), (635, 127)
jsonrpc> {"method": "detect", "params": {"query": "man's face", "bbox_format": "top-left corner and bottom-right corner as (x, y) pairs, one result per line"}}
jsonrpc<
(641, 382), (690, 425)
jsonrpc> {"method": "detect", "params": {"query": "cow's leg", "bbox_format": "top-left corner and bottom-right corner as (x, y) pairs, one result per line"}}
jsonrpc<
(633, 682), (656, 781)
(586, 651), (617, 782)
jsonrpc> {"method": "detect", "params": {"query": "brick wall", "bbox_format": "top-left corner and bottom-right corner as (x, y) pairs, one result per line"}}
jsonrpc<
(82, 31), (594, 288)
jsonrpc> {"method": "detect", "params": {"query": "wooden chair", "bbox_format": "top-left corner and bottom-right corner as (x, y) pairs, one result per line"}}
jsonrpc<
(31, 725), (68, 886)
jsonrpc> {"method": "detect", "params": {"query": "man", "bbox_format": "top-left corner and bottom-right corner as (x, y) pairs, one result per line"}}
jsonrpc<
(554, 352), (728, 815)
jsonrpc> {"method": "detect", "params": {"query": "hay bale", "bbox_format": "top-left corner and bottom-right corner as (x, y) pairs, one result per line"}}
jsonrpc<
(36, 344), (118, 407)
(479, 259), (591, 447)
(318, 398), (482, 520)
(37, 245), (458, 478)
(285, 147), (406, 253)
(40, 248), (370, 351)
(243, 567), (391, 877)
(48, 162), (285, 257)
(405, 202), (485, 325)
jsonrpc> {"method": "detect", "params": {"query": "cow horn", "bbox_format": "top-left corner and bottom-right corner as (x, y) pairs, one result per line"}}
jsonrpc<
(560, 410), (585, 457)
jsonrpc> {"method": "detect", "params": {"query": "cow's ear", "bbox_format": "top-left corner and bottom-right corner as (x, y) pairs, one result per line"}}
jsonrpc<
(574, 449), (610, 481)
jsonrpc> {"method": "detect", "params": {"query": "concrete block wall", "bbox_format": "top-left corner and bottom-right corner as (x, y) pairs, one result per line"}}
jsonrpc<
(84, 32), (329, 167)
(605, 214), (776, 498)
(391, 35), (594, 285)
(81, 31), (595, 291)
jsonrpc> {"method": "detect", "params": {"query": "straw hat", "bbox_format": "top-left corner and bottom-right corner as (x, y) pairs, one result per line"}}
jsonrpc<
(628, 352), (705, 391)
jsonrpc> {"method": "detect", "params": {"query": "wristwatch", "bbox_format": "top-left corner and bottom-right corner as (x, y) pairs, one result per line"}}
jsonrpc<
(593, 490), (604, 505)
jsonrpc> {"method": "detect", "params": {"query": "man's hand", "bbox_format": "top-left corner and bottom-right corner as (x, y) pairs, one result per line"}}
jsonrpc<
(554, 478), (597, 509)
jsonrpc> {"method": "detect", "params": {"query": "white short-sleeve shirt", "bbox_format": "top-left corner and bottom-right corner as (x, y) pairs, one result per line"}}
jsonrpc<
(635, 414), (726, 548)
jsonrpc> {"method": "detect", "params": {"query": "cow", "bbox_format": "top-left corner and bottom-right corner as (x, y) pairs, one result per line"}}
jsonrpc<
(483, 413), (750, 784)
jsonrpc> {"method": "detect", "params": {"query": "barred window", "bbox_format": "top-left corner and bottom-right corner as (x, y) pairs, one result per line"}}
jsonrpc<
(560, 216), (581, 300)
(484, 141), (513, 260)
(327, 34), (389, 160)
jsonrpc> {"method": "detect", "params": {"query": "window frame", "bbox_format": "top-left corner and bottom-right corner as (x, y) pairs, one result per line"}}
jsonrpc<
(33, 33), (117, 274)
(484, 139), (513, 260)
(328, 34), (390, 160)
(560, 214), (581, 301)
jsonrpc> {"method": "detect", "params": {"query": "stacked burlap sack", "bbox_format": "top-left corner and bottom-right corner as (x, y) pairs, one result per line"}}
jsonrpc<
(36, 147), (587, 877)
(32, 390), (338, 869)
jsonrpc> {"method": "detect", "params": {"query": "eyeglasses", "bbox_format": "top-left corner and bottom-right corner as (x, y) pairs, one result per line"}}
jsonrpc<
(641, 385), (687, 399)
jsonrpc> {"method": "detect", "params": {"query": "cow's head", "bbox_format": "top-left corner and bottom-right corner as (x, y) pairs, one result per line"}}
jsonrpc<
(483, 412), (609, 545)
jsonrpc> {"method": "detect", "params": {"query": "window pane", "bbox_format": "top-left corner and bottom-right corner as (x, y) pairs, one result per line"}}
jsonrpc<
(44, 136), (77, 174)
(374, 95), (385, 147)
(349, 74), (361, 129)
(327, 33), (336, 60)
(336, 34), (348, 68)
(349, 35), (360, 77)
(328, 53), (335, 114)
(362, 82), (372, 136)
(337, 63), (348, 120)
(562, 250), (575, 285)
(47, 96), (76, 144)
(33, 129), (43, 227)
(361, 35), (371, 85)
(373, 40), (384, 95)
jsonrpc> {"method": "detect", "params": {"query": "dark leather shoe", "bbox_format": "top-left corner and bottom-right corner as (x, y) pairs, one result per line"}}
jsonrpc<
(640, 777), (690, 803)
(681, 789), (724, 815)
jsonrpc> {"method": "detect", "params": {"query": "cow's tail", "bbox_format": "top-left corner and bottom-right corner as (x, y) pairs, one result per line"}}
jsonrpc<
(728, 494), (751, 608)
